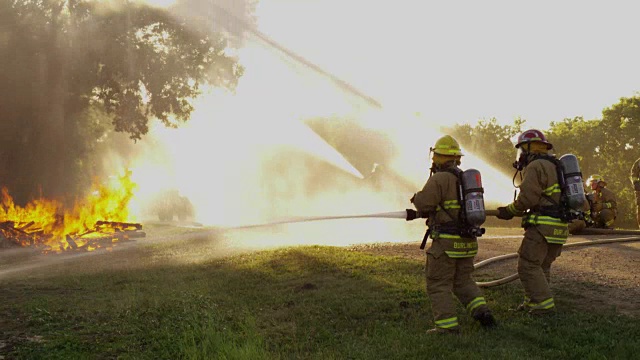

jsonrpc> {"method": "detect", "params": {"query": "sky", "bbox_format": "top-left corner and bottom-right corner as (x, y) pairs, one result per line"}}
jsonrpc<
(253, 0), (640, 129)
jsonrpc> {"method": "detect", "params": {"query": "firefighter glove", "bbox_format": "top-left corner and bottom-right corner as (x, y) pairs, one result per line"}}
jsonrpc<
(496, 206), (514, 220)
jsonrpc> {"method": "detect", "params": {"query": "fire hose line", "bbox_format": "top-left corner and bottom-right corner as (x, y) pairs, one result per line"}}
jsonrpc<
(474, 234), (640, 288)
(230, 210), (640, 288)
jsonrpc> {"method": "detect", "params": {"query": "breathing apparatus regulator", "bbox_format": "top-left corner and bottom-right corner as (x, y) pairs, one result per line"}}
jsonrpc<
(511, 129), (587, 220)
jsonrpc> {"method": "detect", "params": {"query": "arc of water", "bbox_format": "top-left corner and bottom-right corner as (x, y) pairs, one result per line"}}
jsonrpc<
(229, 210), (408, 229)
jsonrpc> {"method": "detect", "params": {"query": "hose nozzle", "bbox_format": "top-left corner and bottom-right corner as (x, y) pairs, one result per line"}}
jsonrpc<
(405, 209), (425, 221)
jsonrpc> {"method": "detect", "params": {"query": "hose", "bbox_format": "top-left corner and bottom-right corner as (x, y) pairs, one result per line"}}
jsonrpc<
(232, 209), (640, 288)
(230, 210), (408, 229)
(474, 235), (640, 287)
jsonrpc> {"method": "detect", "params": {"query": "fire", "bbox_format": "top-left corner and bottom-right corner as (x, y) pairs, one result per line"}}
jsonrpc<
(63, 169), (137, 236)
(0, 169), (142, 253)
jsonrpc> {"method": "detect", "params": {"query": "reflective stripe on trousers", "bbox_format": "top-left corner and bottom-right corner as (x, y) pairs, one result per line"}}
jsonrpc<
(466, 297), (487, 314)
(435, 316), (459, 329)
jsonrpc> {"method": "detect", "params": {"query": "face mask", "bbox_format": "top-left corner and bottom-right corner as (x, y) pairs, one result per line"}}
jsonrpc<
(513, 147), (527, 171)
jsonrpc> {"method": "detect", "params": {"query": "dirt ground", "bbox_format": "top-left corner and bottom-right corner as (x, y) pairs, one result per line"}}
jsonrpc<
(347, 227), (640, 317)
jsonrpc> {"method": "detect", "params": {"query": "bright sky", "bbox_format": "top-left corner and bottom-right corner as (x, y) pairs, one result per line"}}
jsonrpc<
(132, 0), (637, 228)
(255, 0), (640, 129)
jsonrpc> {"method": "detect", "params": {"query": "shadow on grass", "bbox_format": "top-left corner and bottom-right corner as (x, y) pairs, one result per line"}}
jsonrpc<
(1, 238), (639, 359)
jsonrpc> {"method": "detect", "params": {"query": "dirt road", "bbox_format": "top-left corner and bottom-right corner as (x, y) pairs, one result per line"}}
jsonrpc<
(348, 227), (640, 317)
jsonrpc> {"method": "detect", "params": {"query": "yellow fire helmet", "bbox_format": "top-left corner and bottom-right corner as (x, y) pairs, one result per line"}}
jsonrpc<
(431, 135), (464, 156)
(587, 174), (606, 187)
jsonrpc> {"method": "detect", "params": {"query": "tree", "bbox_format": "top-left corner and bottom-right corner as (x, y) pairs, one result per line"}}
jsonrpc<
(544, 99), (640, 228)
(596, 96), (640, 227)
(546, 117), (601, 166)
(446, 117), (525, 175)
(0, 0), (246, 204)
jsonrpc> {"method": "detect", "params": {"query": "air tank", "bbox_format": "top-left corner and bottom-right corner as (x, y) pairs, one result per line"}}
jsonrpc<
(559, 154), (587, 211)
(461, 169), (486, 227)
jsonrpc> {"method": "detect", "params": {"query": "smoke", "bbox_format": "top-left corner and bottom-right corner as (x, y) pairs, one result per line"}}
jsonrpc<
(101, 0), (516, 249)
(114, 86), (514, 249)
(122, 89), (386, 227)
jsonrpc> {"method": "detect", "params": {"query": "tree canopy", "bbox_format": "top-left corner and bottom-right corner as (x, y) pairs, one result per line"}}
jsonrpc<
(446, 96), (640, 228)
(0, 0), (246, 204)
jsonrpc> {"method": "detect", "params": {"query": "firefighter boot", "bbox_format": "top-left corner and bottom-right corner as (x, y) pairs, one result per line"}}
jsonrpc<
(473, 310), (497, 329)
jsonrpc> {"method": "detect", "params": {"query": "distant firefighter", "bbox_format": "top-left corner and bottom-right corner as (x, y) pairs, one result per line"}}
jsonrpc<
(631, 157), (640, 228)
(568, 182), (594, 235)
(585, 174), (617, 229)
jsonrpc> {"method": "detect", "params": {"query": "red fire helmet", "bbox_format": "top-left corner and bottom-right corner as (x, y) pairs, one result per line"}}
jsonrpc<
(514, 129), (553, 149)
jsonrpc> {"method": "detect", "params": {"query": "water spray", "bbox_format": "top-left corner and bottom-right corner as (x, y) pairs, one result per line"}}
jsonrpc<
(230, 209), (505, 230)
(230, 210), (413, 230)
(206, 3), (383, 109)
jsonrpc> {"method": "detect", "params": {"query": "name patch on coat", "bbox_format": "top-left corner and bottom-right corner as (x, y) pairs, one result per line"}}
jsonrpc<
(553, 229), (569, 236)
(453, 242), (478, 249)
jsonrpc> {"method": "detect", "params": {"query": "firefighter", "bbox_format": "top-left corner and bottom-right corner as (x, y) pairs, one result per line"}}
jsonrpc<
(586, 174), (617, 229)
(408, 135), (496, 334)
(631, 157), (640, 228)
(568, 182), (594, 235)
(495, 129), (568, 316)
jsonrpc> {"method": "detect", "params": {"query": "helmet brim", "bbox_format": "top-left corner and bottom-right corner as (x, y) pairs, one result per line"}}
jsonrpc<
(515, 141), (553, 150)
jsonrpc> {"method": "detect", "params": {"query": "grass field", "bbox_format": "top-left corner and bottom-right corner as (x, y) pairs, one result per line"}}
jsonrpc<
(1, 225), (639, 359)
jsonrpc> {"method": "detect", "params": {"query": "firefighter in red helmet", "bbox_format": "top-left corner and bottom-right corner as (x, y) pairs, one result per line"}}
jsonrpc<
(495, 129), (568, 316)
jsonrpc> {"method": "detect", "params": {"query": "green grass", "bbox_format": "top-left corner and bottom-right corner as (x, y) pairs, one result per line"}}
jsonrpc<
(1, 240), (639, 359)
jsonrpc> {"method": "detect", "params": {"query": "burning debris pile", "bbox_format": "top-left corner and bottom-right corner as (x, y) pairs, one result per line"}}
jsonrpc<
(0, 220), (145, 253)
(0, 171), (145, 253)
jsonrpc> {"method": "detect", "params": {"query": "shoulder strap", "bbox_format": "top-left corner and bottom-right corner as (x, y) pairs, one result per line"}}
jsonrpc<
(532, 155), (570, 217)
(435, 167), (465, 224)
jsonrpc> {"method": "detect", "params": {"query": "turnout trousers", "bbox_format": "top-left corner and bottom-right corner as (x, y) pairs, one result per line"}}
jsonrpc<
(426, 240), (489, 330)
(517, 227), (563, 309)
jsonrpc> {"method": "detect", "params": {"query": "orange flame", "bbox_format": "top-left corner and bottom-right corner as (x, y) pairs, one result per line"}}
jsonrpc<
(0, 169), (138, 252)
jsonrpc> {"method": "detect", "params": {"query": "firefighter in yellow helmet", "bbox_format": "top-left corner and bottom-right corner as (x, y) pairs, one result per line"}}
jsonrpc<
(586, 174), (617, 229)
(495, 129), (568, 316)
(407, 135), (496, 334)
(630, 157), (640, 228)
